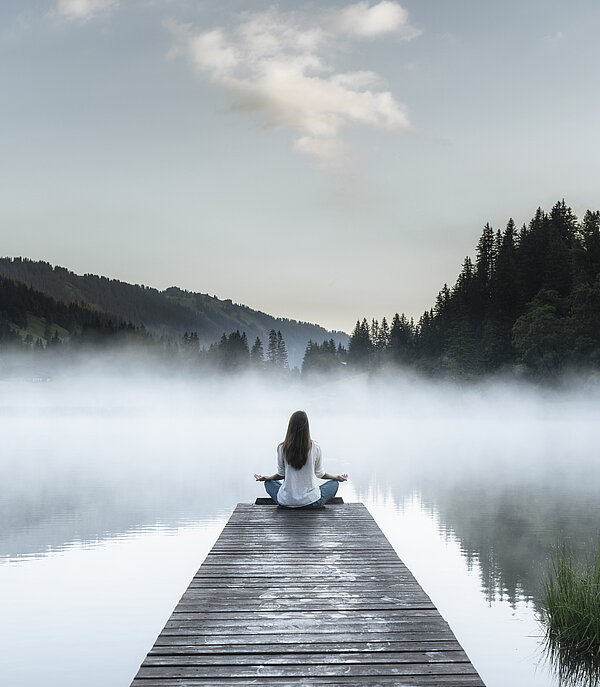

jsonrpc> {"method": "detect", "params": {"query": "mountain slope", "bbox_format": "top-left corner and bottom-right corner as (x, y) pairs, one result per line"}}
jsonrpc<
(0, 274), (150, 349)
(0, 258), (347, 366)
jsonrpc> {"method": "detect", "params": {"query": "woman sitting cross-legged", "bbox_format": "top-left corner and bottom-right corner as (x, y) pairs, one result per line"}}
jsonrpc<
(254, 410), (347, 508)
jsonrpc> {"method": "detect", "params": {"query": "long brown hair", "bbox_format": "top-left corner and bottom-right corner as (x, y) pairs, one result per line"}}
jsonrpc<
(280, 410), (312, 470)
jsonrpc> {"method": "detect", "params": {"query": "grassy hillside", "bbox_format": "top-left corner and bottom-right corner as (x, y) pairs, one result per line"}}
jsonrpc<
(10, 314), (70, 344)
(0, 258), (347, 366)
(0, 274), (150, 352)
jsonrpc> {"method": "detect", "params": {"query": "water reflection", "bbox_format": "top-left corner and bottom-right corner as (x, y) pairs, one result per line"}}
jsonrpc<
(543, 635), (600, 687)
(1, 373), (599, 686)
(420, 480), (600, 607)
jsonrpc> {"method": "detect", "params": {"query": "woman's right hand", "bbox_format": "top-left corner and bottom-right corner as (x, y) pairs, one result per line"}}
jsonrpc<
(254, 474), (266, 481)
(336, 474), (348, 482)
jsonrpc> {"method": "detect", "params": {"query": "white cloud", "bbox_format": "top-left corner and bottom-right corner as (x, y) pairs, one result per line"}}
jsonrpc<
(543, 30), (564, 44)
(335, 1), (420, 39)
(54, 0), (118, 22)
(166, 4), (417, 169)
(189, 29), (239, 77)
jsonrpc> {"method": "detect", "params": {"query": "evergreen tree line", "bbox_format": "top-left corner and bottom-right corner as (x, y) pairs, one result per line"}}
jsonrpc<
(301, 339), (348, 376)
(0, 273), (301, 377)
(0, 275), (296, 376)
(0, 257), (347, 364)
(348, 201), (600, 378)
(0, 275), (150, 351)
(178, 328), (291, 373)
(5, 199), (599, 381)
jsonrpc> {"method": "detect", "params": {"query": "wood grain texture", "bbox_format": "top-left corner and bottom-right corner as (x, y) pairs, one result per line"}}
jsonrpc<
(130, 502), (485, 686)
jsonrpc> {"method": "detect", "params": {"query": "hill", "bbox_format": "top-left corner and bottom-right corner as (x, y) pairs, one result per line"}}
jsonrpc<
(0, 274), (150, 353)
(0, 258), (347, 367)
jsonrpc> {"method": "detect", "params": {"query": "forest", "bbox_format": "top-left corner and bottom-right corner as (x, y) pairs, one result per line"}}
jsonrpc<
(0, 274), (300, 376)
(2, 200), (599, 381)
(0, 256), (346, 366)
(339, 200), (600, 379)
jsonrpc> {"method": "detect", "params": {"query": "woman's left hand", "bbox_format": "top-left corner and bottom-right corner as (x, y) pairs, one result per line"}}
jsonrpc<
(336, 474), (348, 482)
(254, 474), (266, 481)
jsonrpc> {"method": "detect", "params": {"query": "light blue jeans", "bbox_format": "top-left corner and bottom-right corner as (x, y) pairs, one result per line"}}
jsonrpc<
(264, 479), (339, 508)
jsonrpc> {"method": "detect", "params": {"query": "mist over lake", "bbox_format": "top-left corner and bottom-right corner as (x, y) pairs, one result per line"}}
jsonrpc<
(3, 0), (600, 683)
(2, 364), (599, 686)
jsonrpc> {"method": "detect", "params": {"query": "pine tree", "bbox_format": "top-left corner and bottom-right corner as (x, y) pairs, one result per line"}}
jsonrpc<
(348, 319), (372, 368)
(250, 337), (264, 368)
(267, 329), (278, 366)
(370, 319), (380, 348)
(493, 219), (520, 321)
(389, 313), (414, 364)
(379, 317), (390, 351)
(276, 330), (289, 370)
(476, 223), (496, 282)
(301, 338), (345, 376)
(576, 210), (600, 282)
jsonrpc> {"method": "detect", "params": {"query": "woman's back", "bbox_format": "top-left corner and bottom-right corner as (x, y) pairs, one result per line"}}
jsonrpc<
(254, 410), (347, 508)
(276, 441), (324, 507)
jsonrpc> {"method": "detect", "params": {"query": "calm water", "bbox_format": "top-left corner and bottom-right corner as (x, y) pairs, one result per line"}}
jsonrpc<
(1, 372), (599, 686)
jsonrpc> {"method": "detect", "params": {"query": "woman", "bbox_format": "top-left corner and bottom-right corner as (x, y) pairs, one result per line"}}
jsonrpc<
(254, 410), (347, 508)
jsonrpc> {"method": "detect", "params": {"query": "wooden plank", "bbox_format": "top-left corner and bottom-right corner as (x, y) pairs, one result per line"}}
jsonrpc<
(135, 678), (485, 686)
(170, 603), (437, 612)
(168, 609), (443, 619)
(136, 663), (479, 678)
(149, 640), (465, 654)
(130, 503), (485, 686)
(190, 577), (417, 593)
(177, 590), (433, 600)
(153, 632), (463, 647)
(163, 619), (450, 632)
(143, 650), (472, 665)
(255, 497), (345, 505)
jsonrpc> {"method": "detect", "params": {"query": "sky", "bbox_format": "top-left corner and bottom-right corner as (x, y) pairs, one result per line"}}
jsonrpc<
(1, 0), (599, 333)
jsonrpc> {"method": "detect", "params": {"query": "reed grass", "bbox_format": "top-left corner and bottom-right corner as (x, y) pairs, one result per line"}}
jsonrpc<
(542, 543), (600, 686)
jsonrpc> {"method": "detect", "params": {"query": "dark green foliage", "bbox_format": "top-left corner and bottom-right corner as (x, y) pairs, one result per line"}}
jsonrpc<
(302, 339), (347, 376)
(4, 199), (599, 381)
(351, 200), (600, 379)
(265, 329), (289, 370)
(0, 274), (149, 350)
(277, 330), (289, 370)
(214, 330), (250, 370)
(512, 290), (571, 375)
(389, 313), (415, 365)
(0, 271), (301, 378)
(0, 318), (21, 349)
(348, 318), (372, 368)
(267, 329), (278, 366)
(250, 336), (264, 369)
(0, 257), (347, 366)
(542, 544), (600, 687)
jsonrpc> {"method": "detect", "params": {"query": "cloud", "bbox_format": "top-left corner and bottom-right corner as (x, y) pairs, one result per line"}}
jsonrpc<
(335, 1), (421, 39)
(54, 0), (118, 22)
(542, 30), (564, 45)
(189, 29), (240, 77)
(166, 4), (417, 169)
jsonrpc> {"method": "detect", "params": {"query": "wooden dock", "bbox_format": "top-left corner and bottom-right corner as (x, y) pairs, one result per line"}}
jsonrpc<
(130, 502), (485, 685)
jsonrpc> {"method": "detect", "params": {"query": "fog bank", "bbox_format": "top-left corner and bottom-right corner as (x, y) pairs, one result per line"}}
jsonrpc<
(2, 359), (598, 568)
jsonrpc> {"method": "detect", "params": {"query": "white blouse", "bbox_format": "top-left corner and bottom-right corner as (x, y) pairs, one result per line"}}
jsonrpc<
(276, 441), (325, 507)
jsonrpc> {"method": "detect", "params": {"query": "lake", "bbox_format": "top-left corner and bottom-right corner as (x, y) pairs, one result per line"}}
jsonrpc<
(1, 371), (599, 686)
